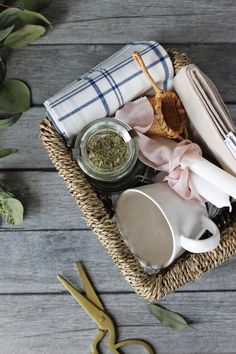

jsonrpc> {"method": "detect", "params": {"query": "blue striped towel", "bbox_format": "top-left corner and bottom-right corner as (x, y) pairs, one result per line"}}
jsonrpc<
(44, 41), (174, 139)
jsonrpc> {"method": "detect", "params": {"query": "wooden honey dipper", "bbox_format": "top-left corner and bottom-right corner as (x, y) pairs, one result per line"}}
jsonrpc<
(132, 51), (186, 140)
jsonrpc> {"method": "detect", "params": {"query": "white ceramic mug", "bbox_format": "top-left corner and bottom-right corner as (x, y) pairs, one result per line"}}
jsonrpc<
(115, 182), (220, 271)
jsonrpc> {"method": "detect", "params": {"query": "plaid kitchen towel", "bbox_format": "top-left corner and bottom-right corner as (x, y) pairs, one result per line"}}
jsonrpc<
(44, 41), (174, 139)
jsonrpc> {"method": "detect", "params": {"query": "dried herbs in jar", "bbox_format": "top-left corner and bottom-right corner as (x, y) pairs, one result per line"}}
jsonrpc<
(86, 130), (129, 172)
(73, 118), (153, 193)
(74, 118), (146, 193)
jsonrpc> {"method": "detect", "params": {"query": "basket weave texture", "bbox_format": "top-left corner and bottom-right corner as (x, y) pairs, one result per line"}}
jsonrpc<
(39, 49), (236, 301)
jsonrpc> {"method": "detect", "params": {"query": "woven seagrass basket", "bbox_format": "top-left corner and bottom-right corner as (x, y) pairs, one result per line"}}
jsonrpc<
(39, 48), (236, 301)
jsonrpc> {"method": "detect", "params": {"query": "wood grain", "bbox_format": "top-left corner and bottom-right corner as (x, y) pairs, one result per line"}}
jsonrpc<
(0, 171), (87, 230)
(1, 1), (236, 352)
(0, 230), (235, 294)
(4, 44), (236, 104)
(35, 0), (236, 44)
(0, 107), (51, 169)
(0, 292), (235, 354)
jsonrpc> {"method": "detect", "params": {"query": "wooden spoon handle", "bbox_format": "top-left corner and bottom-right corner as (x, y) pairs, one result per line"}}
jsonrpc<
(132, 51), (163, 97)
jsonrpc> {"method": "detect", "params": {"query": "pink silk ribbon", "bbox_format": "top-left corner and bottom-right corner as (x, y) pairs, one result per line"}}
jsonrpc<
(115, 97), (233, 207)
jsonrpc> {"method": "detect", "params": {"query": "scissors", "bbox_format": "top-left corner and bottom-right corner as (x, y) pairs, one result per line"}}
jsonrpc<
(57, 262), (154, 354)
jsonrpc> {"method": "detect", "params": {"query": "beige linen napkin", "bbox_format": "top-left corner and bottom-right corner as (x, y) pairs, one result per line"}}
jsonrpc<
(173, 64), (236, 176)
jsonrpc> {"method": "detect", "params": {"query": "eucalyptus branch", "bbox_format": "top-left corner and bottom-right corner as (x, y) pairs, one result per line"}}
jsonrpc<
(0, 0), (51, 225)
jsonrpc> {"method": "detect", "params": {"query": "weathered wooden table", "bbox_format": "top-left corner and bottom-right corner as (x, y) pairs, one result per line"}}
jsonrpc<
(1, 1), (236, 353)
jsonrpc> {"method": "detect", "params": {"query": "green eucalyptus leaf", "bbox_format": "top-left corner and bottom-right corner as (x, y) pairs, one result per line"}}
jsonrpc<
(0, 191), (13, 201)
(0, 24), (14, 41)
(0, 112), (21, 128)
(0, 183), (14, 198)
(0, 196), (24, 225)
(0, 184), (24, 225)
(0, 148), (18, 158)
(17, 9), (51, 27)
(0, 79), (30, 112)
(0, 57), (6, 82)
(0, 191), (11, 200)
(0, 7), (21, 29)
(149, 304), (189, 330)
(3, 24), (45, 48)
(22, 0), (51, 11)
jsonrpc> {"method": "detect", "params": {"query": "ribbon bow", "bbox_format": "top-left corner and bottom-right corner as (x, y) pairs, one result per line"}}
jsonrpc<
(164, 140), (203, 201)
(115, 97), (236, 208)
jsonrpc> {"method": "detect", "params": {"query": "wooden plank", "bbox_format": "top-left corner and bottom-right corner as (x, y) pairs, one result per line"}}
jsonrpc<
(5, 44), (236, 104)
(36, 0), (236, 44)
(0, 107), (51, 169)
(0, 171), (87, 230)
(0, 230), (235, 293)
(1, 105), (236, 170)
(0, 292), (235, 353)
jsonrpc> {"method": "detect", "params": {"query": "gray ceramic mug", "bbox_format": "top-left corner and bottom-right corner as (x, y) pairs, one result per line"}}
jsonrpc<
(115, 182), (220, 272)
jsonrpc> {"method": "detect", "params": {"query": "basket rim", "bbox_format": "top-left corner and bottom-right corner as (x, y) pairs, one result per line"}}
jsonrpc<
(39, 47), (236, 301)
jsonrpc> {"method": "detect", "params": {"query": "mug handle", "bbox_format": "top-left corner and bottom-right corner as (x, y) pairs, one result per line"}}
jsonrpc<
(179, 215), (220, 253)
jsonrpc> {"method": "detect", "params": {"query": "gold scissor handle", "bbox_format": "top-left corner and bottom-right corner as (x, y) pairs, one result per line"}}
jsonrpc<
(114, 339), (155, 353)
(91, 329), (105, 354)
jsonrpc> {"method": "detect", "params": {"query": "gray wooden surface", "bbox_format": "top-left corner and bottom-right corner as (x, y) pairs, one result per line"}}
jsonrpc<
(1, 1), (236, 353)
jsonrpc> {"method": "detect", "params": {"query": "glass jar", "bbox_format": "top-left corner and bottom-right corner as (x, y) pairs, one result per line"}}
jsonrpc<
(73, 118), (154, 193)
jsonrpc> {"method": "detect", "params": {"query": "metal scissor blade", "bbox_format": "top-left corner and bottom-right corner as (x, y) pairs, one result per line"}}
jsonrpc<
(76, 262), (104, 311)
(57, 274), (105, 326)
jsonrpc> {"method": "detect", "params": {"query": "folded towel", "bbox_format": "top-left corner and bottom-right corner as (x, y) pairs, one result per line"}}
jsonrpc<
(173, 64), (236, 176)
(44, 41), (174, 139)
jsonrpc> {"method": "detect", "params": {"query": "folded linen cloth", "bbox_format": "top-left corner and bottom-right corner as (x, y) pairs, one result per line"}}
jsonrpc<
(44, 41), (174, 139)
(173, 64), (236, 176)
